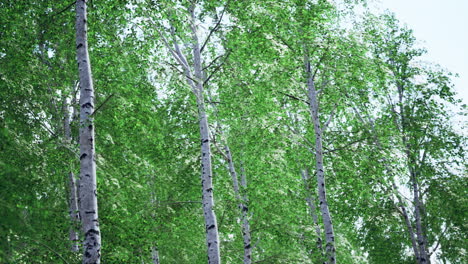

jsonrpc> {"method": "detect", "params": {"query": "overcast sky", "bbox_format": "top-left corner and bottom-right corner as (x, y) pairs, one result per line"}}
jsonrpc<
(374, 0), (468, 106)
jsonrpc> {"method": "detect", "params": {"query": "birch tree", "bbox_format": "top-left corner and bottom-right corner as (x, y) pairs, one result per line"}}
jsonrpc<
(0, 1), (466, 263)
(76, 0), (101, 262)
(63, 92), (81, 252)
(149, 1), (229, 262)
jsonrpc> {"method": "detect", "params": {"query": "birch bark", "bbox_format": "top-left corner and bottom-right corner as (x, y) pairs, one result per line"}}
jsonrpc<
(398, 86), (430, 264)
(239, 167), (252, 264)
(305, 56), (336, 264)
(63, 95), (80, 252)
(224, 145), (252, 264)
(76, 0), (101, 262)
(191, 10), (220, 263)
(205, 55), (252, 263)
(151, 246), (160, 264)
(352, 107), (421, 262)
(158, 5), (222, 262)
(301, 169), (323, 253)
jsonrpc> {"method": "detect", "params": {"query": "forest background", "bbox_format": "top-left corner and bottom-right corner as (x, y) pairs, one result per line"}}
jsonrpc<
(0, 0), (466, 264)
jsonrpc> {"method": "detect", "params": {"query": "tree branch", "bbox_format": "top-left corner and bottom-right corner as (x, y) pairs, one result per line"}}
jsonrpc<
(323, 137), (369, 154)
(200, 0), (229, 53)
(277, 91), (309, 105)
(91, 94), (114, 116)
(322, 102), (339, 133)
(156, 27), (190, 73)
(429, 224), (448, 257)
(203, 53), (225, 71)
(165, 62), (198, 84)
(203, 50), (231, 85)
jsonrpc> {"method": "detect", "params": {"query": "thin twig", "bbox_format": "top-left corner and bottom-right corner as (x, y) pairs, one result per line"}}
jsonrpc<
(322, 102), (339, 133)
(277, 91), (309, 105)
(203, 50), (232, 85)
(200, 0), (229, 53)
(91, 94), (114, 116)
(28, 238), (71, 264)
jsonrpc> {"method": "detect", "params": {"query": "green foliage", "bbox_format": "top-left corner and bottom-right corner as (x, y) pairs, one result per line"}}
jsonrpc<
(0, 0), (466, 263)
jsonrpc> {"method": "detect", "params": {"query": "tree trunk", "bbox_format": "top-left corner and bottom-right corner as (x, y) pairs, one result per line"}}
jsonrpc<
(409, 166), (429, 264)
(392, 182), (420, 262)
(354, 109), (420, 263)
(305, 56), (336, 264)
(151, 246), (160, 264)
(63, 94), (80, 252)
(69, 172), (81, 252)
(225, 145), (252, 264)
(398, 86), (429, 264)
(190, 6), (220, 264)
(76, 0), (101, 263)
(160, 4), (221, 262)
(301, 169), (323, 253)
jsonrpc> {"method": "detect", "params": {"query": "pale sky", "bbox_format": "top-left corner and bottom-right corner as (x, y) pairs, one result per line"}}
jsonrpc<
(376, 0), (468, 107)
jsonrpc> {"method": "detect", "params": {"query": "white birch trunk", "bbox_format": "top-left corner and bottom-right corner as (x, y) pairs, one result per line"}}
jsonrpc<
(239, 167), (252, 264)
(409, 166), (429, 264)
(354, 109), (421, 263)
(301, 169), (323, 253)
(190, 6), (220, 263)
(69, 171), (81, 252)
(305, 56), (336, 264)
(151, 246), (160, 264)
(159, 5), (221, 262)
(393, 182), (420, 262)
(225, 145), (252, 264)
(76, 0), (101, 262)
(398, 86), (429, 264)
(63, 94), (80, 252)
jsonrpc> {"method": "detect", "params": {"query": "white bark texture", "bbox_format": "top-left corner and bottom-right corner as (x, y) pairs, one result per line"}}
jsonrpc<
(69, 172), (81, 252)
(63, 95), (80, 252)
(190, 6), (220, 263)
(225, 146), (252, 264)
(398, 86), (429, 264)
(301, 169), (323, 252)
(76, 0), (101, 263)
(353, 109), (421, 263)
(409, 166), (429, 264)
(159, 5), (221, 262)
(151, 246), (160, 264)
(305, 57), (336, 264)
(393, 181), (420, 262)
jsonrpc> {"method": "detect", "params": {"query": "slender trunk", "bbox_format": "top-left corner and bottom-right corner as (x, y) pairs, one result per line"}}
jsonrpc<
(190, 6), (220, 263)
(419, 200), (430, 256)
(149, 176), (160, 264)
(305, 56), (335, 264)
(206, 72), (252, 262)
(151, 246), (160, 264)
(161, 5), (221, 262)
(239, 166), (252, 264)
(225, 145), (252, 264)
(63, 94), (81, 252)
(197, 83), (220, 264)
(409, 166), (429, 264)
(364, 115), (420, 262)
(301, 169), (323, 253)
(398, 86), (429, 264)
(392, 181), (420, 262)
(76, 0), (101, 263)
(69, 172), (81, 252)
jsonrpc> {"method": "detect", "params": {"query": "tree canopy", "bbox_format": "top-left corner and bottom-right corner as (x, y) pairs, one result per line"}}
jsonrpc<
(0, 0), (466, 263)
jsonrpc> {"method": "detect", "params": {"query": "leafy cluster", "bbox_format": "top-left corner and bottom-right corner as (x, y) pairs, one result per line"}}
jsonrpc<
(0, 0), (466, 263)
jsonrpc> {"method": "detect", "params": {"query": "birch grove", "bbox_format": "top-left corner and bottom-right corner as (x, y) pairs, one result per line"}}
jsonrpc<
(0, 1), (466, 263)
